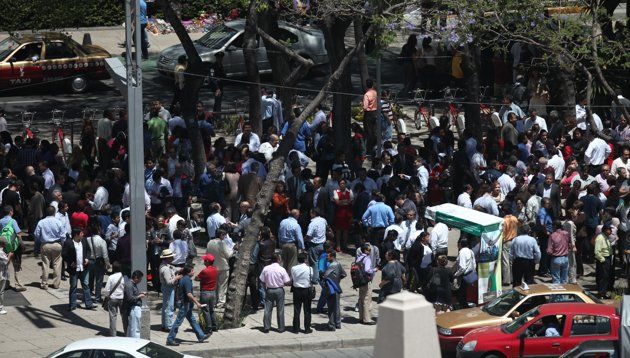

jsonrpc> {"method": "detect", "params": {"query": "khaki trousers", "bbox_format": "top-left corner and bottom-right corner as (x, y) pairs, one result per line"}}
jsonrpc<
(358, 282), (372, 323)
(41, 242), (62, 288)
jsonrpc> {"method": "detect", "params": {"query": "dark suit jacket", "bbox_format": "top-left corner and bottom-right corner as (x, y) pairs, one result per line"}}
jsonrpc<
(536, 183), (561, 218)
(62, 238), (92, 275)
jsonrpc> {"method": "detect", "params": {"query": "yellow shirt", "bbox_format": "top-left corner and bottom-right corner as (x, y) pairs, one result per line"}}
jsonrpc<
(594, 233), (611, 263)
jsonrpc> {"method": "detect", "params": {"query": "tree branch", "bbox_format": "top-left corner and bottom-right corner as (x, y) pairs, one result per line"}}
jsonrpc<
(256, 26), (314, 69)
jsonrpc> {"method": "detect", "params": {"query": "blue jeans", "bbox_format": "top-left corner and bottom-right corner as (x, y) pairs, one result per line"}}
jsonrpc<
(89, 262), (105, 301)
(200, 290), (218, 333)
(258, 279), (266, 307)
(162, 285), (175, 330)
(127, 306), (141, 338)
(550, 256), (569, 284)
(307, 243), (324, 284)
(69, 270), (92, 309)
(167, 301), (205, 343)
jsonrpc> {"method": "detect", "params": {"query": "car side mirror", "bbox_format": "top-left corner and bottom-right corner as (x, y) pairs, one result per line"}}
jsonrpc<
(226, 45), (237, 52)
(510, 311), (520, 319)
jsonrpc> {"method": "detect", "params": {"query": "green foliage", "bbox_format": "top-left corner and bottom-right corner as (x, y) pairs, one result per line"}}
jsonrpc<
(0, 0), (124, 31)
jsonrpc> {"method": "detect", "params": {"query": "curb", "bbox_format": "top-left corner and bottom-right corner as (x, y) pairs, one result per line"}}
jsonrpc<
(181, 337), (374, 357)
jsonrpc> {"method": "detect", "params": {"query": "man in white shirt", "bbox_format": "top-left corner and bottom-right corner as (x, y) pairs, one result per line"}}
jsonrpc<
(454, 238), (476, 308)
(166, 207), (184, 242)
(104, 262), (126, 337)
(497, 167), (517, 197)
(595, 165), (611, 193)
(88, 179), (109, 212)
(414, 158), (429, 194)
(575, 97), (588, 130)
(547, 148), (566, 180)
(473, 188), (500, 216)
(39, 161), (55, 190)
(611, 147), (630, 178)
(457, 184), (473, 208)
(258, 134), (279, 162)
(429, 221), (449, 257)
(396, 210), (419, 251)
(146, 169), (173, 215)
(584, 135), (612, 176)
(310, 106), (327, 132)
(524, 109), (548, 132)
(122, 183), (151, 213)
(234, 122), (261, 152)
(290, 252), (314, 333)
(206, 203), (228, 239)
(470, 145), (487, 184)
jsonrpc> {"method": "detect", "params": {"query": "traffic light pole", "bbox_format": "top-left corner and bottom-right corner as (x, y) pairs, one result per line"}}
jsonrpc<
(125, 0), (150, 339)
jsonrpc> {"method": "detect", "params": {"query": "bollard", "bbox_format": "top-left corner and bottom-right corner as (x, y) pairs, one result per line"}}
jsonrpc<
(373, 291), (441, 358)
(82, 33), (92, 46)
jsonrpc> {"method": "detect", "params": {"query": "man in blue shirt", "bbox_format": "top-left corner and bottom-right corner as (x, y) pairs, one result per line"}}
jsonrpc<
(33, 206), (65, 290)
(305, 208), (327, 283)
(510, 228), (542, 287)
(139, 0), (149, 60)
(362, 192), (395, 246)
(0, 205), (25, 291)
(281, 119), (312, 153)
(167, 265), (209, 346)
(278, 209), (304, 273)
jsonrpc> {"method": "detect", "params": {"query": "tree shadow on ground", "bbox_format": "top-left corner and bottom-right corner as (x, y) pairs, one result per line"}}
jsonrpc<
(16, 303), (110, 336)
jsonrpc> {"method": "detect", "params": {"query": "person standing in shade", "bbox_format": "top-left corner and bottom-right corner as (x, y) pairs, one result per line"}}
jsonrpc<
(171, 55), (187, 111)
(322, 251), (347, 331)
(356, 243), (375, 325)
(453, 239), (476, 309)
(547, 221), (571, 284)
(62, 228), (94, 311)
(205, 228), (232, 307)
(196, 253), (219, 334)
(259, 254), (291, 333)
(166, 265), (209, 346)
(159, 249), (181, 332)
(510, 227), (541, 287)
(278, 209), (304, 274)
(291, 252), (315, 333)
(362, 79), (378, 156)
(104, 262), (125, 336)
(209, 52), (225, 122)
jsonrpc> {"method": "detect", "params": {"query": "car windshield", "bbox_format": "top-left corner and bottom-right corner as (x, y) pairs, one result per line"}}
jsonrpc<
(503, 308), (539, 334)
(137, 342), (184, 358)
(583, 289), (603, 304)
(481, 289), (526, 316)
(0, 37), (21, 61)
(196, 25), (237, 49)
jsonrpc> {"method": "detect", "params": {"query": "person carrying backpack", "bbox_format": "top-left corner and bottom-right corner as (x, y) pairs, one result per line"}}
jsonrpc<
(353, 243), (375, 325)
(0, 205), (25, 292)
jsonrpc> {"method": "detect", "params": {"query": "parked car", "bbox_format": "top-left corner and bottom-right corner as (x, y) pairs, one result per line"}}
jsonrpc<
(559, 339), (618, 357)
(456, 303), (620, 358)
(157, 19), (328, 79)
(0, 32), (111, 93)
(47, 337), (201, 358)
(437, 284), (602, 353)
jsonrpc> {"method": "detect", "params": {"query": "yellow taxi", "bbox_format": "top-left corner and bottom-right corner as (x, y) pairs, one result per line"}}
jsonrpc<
(436, 284), (602, 353)
(0, 32), (111, 93)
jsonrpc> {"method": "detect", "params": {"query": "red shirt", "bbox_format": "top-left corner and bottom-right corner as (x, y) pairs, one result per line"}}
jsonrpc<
(70, 211), (89, 229)
(197, 265), (218, 291)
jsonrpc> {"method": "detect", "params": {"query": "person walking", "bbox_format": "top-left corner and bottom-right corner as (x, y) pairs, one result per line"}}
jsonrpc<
(595, 223), (614, 299)
(547, 221), (571, 284)
(0, 240), (8, 315)
(34, 206), (64, 290)
(103, 262), (125, 336)
(205, 228), (232, 306)
(356, 243), (375, 325)
(0, 205), (26, 292)
(196, 254), (218, 334)
(291, 252), (315, 333)
(322, 251), (347, 331)
(510, 227), (542, 287)
(166, 265), (209, 346)
(259, 254), (291, 333)
(62, 228), (94, 311)
(159, 249), (181, 332)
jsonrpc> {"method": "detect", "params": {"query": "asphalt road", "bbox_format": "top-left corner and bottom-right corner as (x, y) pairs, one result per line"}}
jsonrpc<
(228, 347), (374, 358)
(0, 48), (403, 130)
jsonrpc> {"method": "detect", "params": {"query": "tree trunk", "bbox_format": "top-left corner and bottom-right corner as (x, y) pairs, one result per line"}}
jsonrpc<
(549, 56), (576, 125)
(462, 44), (481, 140)
(320, 15), (353, 155)
(156, 0), (207, 178)
(222, 23), (379, 328)
(243, 0), (262, 136)
(353, 16), (370, 92)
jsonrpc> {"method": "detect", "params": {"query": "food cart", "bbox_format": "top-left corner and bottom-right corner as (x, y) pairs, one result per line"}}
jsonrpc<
(425, 203), (504, 304)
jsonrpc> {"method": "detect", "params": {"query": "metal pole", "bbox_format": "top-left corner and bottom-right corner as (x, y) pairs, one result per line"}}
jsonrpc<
(125, 0), (150, 339)
(376, 56), (382, 156)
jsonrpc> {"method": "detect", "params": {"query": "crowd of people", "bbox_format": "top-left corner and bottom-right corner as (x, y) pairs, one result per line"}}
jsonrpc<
(0, 57), (628, 345)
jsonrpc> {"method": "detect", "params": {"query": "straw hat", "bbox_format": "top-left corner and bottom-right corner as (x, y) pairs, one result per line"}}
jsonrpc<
(160, 249), (175, 259)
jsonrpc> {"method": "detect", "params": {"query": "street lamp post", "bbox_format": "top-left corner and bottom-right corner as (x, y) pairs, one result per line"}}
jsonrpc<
(124, 0), (150, 339)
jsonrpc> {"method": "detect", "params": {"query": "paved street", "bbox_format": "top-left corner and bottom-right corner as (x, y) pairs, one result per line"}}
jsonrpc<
(227, 347), (374, 358)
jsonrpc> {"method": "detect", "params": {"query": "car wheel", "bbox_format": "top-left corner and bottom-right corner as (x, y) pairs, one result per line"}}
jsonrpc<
(69, 76), (89, 93)
(483, 353), (505, 358)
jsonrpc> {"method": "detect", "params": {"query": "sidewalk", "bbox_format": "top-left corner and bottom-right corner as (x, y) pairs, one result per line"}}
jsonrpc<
(0, 246), (380, 358)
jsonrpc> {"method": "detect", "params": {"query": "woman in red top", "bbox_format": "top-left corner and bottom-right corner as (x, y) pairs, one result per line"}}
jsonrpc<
(196, 254), (218, 333)
(270, 182), (290, 236)
(333, 179), (354, 252)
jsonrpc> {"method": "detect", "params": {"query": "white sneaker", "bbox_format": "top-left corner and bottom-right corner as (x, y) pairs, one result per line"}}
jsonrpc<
(0, 308), (7, 315)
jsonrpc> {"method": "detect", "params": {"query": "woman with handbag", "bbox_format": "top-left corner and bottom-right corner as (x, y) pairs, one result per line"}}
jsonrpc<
(379, 250), (406, 302)
(290, 252), (315, 333)
(454, 239), (477, 309)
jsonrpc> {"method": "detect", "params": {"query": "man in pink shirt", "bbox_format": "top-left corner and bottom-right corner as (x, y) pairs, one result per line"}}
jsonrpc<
(363, 79), (378, 156)
(259, 254), (291, 333)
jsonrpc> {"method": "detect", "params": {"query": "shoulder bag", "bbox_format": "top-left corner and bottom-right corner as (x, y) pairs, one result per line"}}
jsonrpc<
(102, 275), (123, 310)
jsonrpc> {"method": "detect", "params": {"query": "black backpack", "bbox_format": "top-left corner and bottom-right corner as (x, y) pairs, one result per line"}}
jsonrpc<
(350, 256), (370, 289)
